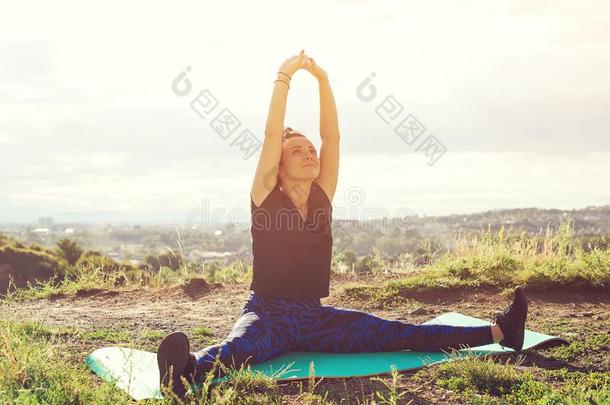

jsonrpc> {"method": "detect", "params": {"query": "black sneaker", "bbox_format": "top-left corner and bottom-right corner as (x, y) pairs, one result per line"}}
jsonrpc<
(493, 286), (528, 352)
(157, 332), (194, 400)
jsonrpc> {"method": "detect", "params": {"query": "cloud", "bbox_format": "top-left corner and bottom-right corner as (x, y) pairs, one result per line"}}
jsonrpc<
(2, 1), (610, 222)
(0, 41), (53, 82)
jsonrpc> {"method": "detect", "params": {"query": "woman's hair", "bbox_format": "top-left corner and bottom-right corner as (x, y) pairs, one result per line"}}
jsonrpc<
(282, 126), (306, 142)
(278, 127), (307, 186)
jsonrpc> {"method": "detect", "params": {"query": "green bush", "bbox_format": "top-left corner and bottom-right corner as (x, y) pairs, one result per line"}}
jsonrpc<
(342, 250), (358, 266)
(355, 249), (385, 274)
(55, 238), (83, 266)
(144, 252), (183, 271)
(203, 259), (251, 284)
(75, 251), (134, 274)
(0, 242), (67, 293)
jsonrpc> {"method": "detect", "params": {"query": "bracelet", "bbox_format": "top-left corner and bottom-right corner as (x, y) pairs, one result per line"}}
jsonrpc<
(277, 71), (292, 80)
(274, 78), (290, 89)
(276, 74), (291, 84)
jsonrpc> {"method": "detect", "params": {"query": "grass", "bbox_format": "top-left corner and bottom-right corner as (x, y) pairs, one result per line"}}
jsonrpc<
(0, 316), (134, 404)
(192, 326), (214, 339)
(2, 265), (133, 302)
(202, 259), (252, 284)
(1, 215), (608, 403)
(77, 328), (132, 343)
(3, 313), (607, 404)
(141, 329), (166, 341)
(1, 225), (253, 302)
(0, 314), (292, 405)
(343, 216), (610, 303)
(21, 323), (134, 344)
(425, 351), (610, 404)
(371, 366), (410, 405)
(0, 314), (358, 404)
(2, 258), (253, 303)
(434, 352), (530, 397)
(548, 333), (610, 369)
(210, 366), (283, 404)
(10, 216), (607, 306)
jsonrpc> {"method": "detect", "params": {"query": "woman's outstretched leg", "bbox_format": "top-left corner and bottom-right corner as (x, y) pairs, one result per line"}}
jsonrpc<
(297, 286), (528, 353)
(189, 298), (292, 384)
(297, 306), (493, 353)
(157, 292), (293, 399)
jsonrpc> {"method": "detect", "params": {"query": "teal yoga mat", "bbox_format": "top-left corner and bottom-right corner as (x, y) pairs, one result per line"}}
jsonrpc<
(85, 312), (568, 400)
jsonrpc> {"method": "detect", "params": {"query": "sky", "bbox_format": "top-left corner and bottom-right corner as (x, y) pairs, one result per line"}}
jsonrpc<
(1, 0), (609, 224)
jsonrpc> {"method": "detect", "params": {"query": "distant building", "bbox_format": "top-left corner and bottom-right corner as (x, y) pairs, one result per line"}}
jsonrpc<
(189, 250), (233, 260)
(38, 217), (53, 228)
(32, 228), (51, 234)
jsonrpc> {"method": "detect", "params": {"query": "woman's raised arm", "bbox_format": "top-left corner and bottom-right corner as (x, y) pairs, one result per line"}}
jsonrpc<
(304, 56), (340, 203)
(250, 50), (307, 207)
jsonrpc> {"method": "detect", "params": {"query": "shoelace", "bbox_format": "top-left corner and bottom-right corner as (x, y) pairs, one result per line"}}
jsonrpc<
(493, 301), (514, 325)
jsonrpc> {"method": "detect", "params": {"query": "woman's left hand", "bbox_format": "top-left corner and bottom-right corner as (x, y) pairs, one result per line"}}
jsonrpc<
(303, 55), (328, 82)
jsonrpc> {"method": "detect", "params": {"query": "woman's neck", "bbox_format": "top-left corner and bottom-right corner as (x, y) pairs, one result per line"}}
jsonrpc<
(279, 179), (312, 210)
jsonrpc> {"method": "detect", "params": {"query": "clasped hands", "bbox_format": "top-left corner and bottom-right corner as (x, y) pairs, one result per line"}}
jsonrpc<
(278, 49), (328, 82)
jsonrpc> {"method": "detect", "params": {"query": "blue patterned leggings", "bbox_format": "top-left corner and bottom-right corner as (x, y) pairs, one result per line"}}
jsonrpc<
(191, 291), (492, 381)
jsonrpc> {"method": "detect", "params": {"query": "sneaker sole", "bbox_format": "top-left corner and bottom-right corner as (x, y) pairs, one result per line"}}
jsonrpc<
(157, 331), (190, 398)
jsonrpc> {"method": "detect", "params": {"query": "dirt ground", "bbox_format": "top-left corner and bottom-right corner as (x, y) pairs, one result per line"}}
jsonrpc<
(1, 272), (609, 404)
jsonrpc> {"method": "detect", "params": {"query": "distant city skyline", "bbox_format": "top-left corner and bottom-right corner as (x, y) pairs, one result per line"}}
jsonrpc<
(0, 151), (607, 225)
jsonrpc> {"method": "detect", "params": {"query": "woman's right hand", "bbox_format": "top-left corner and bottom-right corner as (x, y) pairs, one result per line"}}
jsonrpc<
(278, 49), (307, 78)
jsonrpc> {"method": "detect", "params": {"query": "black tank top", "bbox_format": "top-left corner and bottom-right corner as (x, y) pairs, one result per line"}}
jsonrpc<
(250, 180), (333, 299)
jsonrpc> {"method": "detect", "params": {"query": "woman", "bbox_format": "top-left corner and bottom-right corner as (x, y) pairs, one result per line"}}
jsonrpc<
(157, 50), (529, 399)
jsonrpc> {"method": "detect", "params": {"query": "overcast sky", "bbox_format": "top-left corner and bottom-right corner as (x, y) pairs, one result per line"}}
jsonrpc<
(1, 0), (609, 224)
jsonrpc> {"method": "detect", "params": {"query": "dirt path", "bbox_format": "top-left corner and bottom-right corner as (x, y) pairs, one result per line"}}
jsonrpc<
(1, 274), (609, 404)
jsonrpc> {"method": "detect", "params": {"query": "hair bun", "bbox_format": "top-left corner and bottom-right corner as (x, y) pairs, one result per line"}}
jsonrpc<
(282, 126), (306, 140)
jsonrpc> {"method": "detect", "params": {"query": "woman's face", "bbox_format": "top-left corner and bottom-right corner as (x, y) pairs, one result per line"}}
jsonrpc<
(279, 136), (320, 183)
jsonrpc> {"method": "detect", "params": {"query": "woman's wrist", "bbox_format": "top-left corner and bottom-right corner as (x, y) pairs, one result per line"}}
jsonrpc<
(274, 76), (290, 88)
(275, 71), (292, 88)
(278, 70), (292, 80)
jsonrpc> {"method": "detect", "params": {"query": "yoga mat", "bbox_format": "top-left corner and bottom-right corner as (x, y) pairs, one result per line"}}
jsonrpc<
(85, 311), (569, 400)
